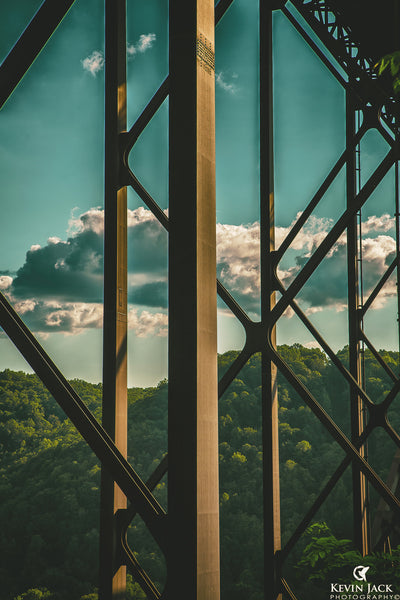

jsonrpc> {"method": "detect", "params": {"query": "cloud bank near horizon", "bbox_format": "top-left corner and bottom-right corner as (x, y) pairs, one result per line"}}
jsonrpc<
(0, 208), (396, 336)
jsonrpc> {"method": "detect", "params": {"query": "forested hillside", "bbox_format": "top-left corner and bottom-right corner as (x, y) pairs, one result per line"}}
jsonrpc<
(0, 345), (399, 600)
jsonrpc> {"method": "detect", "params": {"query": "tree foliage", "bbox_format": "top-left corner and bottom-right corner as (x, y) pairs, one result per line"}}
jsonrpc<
(0, 345), (399, 599)
(375, 51), (400, 93)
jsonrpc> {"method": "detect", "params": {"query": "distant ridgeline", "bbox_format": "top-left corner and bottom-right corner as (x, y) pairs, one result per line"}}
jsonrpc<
(1, 345), (400, 600)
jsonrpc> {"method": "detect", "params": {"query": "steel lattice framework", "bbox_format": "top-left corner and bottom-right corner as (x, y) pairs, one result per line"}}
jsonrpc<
(1, 1), (400, 599)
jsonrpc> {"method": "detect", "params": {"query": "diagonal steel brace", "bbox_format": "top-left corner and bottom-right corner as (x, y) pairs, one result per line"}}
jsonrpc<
(0, 290), (167, 552)
(0, 0), (77, 109)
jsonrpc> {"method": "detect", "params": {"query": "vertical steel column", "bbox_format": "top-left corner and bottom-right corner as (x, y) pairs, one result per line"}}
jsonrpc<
(396, 159), (400, 375)
(168, 1), (220, 599)
(260, 4), (282, 599)
(346, 92), (369, 555)
(100, 1), (128, 598)
(394, 0), (400, 379)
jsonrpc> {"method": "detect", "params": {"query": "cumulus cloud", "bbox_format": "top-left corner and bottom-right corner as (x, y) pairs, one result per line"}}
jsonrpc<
(216, 214), (398, 316)
(11, 230), (103, 302)
(81, 50), (104, 76)
(10, 207), (167, 306)
(215, 71), (239, 94)
(68, 206), (104, 235)
(128, 308), (168, 337)
(2, 207), (168, 336)
(0, 276), (12, 290)
(7, 300), (103, 335)
(362, 213), (394, 234)
(2, 298), (167, 338)
(275, 213), (334, 252)
(216, 222), (260, 313)
(359, 235), (397, 308)
(2, 208), (397, 336)
(127, 33), (156, 57)
(277, 218), (397, 312)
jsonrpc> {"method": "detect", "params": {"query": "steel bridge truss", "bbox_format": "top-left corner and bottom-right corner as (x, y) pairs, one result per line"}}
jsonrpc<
(1, 0), (400, 599)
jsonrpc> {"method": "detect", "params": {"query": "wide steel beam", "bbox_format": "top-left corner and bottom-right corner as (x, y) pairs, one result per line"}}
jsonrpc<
(100, 0), (129, 598)
(0, 0), (76, 109)
(168, 0), (220, 598)
(260, 3), (282, 599)
(346, 93), (369, 555)
(396, 157), (400, 377)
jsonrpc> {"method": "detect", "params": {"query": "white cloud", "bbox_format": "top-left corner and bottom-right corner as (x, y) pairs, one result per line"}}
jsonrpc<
(304, 340), (323, 350)
(128, 308), (168, 337)
(81, 50), (104, 77)
(276, 220), (397, 312)
(216, 71), (239, 94)
(0, 276), (13, 290)
(216, 214), (399, 315)
(2, 205), (169, 336)
(44, 302), (103, 332)
(304, 306), (325, 316)
(275, 213), (334, 252)
(8, 296), (168, 338)
(275, 213), (396, 255)
(217, 222), (260, 305)
(5, 207), (398, 336)
(69, 207), (104, 235)
(360, 235), (397, 308)
(69, 205), (159, 237)
(127, 205), (158, 227)
(82, 33), (156, 77)
(362, 234), (396, 263)
(14, 299), (37, 314)
(127, 33), (156, 57)
(217, 222), (260, 259)
(362, 213), (395, 234)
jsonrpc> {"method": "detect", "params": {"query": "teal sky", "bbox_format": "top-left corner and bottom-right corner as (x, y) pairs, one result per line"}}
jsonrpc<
(0, 0), (397, 386)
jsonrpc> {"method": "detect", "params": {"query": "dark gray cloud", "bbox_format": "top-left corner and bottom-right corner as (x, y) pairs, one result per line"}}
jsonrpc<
(2, 208), (169, 335)
(9, 208), (167, 304)
(3, 210), (396, 336)
(128, 219), (167, 274)
(217, 262), (261, 316)
(129, 281), (167, 308)
(12, 238), (103, 302)
(293, 245), (349, 307)
(281, 235), (396, 310)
